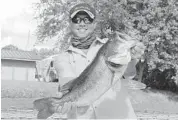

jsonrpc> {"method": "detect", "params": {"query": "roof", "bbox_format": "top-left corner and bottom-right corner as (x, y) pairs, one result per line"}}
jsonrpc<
(1, 49), (42, 61)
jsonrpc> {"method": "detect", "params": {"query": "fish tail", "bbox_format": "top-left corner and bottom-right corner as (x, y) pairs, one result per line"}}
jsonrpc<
(33, 98), (48, 111)
(37, 109), (54, 119)
(33, 98), (59, 119)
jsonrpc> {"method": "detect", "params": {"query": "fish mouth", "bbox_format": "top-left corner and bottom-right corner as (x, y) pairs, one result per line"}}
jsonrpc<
(106, 52), (131, 71)
(106, 60), (124, 72)
(107, 61), (122, 68)
(107, 51), (131, 65)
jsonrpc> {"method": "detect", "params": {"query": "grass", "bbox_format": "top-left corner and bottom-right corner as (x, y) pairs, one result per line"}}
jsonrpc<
(1, 80), (178, 115)
(1, 80), (59, 98)
(129, 89), (178, 114)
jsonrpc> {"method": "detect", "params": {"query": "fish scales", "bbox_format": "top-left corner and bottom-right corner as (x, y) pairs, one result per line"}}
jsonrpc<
(52, 46), (113, 105)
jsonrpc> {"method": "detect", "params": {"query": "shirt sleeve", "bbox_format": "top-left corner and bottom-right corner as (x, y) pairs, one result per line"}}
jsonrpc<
(53, 52), (76, 85)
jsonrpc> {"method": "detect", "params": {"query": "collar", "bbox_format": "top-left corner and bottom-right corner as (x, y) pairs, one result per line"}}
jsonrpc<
(95, 37), (108, 44)
(67, 37), (108, 57)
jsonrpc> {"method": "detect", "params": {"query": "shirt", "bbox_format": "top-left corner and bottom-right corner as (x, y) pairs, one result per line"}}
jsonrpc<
(53, 37), (108, 86)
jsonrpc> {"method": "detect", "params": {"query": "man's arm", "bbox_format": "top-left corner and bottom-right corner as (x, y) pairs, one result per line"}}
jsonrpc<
(53, 52), (76, 95)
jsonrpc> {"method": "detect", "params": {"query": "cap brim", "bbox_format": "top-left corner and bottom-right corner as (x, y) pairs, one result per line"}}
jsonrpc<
(70, 9), (95, 19)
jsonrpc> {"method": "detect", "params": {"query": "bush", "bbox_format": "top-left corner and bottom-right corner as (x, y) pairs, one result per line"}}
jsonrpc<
(142, 67), (177, 92)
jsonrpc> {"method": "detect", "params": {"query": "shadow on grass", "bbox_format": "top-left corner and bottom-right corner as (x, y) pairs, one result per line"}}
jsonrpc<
(142, 88), (178, 102)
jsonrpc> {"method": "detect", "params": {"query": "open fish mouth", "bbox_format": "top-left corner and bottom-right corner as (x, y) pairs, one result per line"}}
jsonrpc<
(107, 51), (131, 65)
(107, 61), (122, 68)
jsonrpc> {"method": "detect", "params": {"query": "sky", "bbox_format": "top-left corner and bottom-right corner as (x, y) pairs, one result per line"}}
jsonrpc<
(1, 0), (40, 50)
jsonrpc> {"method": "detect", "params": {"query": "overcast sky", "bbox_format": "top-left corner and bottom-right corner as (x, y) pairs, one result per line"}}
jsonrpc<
(1, 0), (40, 50)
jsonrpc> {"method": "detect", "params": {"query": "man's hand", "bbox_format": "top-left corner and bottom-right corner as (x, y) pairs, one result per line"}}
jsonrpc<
(55, 91), (63, 98)
(55, 91), (77, 118)
(131, 42), (145, 60)
(55, 93), (92, 119)
(56, 81), (78, 118)
(116, 32), (146, 58)
(56, 101), (77, 118)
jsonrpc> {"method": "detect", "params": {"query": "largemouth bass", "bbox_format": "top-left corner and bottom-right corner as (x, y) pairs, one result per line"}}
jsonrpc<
(33, 35), (136, 119)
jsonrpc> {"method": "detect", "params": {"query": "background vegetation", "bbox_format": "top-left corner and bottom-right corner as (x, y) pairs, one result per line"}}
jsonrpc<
(34, 0), (178, 92)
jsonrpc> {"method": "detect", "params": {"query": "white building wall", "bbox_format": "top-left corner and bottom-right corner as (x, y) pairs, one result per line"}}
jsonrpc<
(1, 59), (37, 81)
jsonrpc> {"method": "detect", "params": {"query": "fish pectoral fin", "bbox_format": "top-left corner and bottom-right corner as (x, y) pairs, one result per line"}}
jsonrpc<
(77, 105), (90, 116)
(60, 79), (75, 92)
(34, 98), (59, 119)
(34, 98), (57, 113)
(127, 80), (146, 90)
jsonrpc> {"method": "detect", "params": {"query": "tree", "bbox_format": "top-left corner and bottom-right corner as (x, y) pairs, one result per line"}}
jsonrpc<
(34, 0), (178, 91)
(2, 45), (20, 50)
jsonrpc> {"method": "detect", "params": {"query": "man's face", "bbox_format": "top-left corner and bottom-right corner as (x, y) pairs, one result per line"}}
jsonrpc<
(70, 11), (96, 38)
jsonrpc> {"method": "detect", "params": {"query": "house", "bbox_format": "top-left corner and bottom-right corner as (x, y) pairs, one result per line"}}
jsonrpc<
(1, 49), (41, 81)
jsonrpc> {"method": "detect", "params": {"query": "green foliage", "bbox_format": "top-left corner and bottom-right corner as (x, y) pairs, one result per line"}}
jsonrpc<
(35, 0), (178, 86)
(33, 48), (59, 58)
(2, 45), (20, 50)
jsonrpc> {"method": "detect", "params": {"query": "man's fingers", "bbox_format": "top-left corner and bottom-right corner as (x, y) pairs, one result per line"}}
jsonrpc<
(136, 42), (146, 49)
(55, 92), (63, 98)
(61, 102), (70, 114)
(61, 102), (75, 115)
(117, 34), (127, 42)
(132, 47), (144, 54)
(117, 32), (132, 41)
(77, 105), (90, 115)
(67, 102), (77, 118)
(132, 42), (145, 54)
(71, 102), (77, 112)
(56, 106), (62, 113)
(117, 32), (127, 38)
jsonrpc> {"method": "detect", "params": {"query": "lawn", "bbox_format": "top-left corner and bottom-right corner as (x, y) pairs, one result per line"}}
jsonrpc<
(1, 80), (178, 119)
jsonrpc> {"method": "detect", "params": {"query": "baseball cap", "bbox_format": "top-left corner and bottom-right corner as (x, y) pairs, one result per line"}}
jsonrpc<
(70, 3), (96, 19)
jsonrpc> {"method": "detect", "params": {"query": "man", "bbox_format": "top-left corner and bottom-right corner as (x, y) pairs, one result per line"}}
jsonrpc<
(53, 3), (144, 119)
